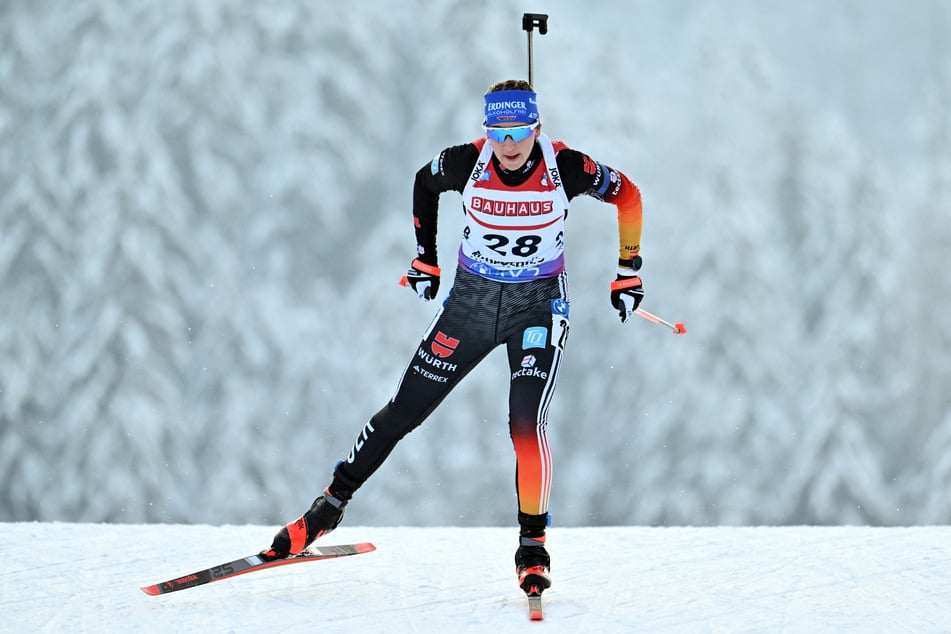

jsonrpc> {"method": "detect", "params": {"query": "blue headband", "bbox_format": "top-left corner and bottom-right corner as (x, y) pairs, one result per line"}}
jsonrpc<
(484, 89), (539, 126)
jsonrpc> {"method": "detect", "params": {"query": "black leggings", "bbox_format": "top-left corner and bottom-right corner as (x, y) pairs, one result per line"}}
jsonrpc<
(336, 267), (570, 516)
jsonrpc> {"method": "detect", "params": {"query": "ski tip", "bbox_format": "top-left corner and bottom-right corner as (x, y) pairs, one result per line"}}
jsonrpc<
(140, 585), (162, 596)
(529, 609), (544, 621)
(355, 542), (377, 554)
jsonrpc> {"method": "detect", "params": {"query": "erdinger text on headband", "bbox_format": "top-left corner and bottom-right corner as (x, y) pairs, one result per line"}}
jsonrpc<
(484, 89), (539, 126)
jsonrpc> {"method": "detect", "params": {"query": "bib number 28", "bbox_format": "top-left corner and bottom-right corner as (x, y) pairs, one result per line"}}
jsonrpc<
(483, 233), (542, 257)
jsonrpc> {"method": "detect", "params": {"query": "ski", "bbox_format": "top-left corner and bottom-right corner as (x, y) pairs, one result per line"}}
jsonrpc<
(518, 565), (549, 621)
(525, 588), (544, 621)
(140, 542), (376, 595)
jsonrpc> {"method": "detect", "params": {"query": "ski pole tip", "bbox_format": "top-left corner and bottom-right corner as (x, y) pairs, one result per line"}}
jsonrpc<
(673, 323), (686, 335)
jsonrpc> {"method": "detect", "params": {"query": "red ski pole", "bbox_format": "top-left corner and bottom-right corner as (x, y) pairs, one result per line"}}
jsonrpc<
(634, 308), (686, 335)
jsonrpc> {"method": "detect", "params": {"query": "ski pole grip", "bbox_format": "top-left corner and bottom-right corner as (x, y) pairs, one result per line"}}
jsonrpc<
(400, 259), (441, 287)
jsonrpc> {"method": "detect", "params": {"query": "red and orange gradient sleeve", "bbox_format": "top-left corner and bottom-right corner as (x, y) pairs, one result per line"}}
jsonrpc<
(608, 172), (643, 263)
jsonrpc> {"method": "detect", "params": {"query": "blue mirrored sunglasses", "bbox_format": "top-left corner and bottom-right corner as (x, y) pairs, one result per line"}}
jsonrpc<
(483, 122), (539, 143)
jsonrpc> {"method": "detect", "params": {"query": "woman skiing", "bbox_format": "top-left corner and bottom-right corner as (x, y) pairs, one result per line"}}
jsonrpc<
(263, 79), (645, 596)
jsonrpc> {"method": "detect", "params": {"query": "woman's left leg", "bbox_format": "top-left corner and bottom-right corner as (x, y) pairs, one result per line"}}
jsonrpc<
(505, 306), (569, 590)
(505, 308), (569, 520)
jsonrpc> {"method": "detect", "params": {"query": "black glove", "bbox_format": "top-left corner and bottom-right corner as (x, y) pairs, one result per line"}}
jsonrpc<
(400, 258), (441, 301)
(610, 256), (644, 323)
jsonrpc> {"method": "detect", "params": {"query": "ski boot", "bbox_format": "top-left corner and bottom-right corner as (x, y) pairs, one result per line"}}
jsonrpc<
(515, 512), (551, 593)
(515, 539), (552, 594)
(261, 489), (347, 561)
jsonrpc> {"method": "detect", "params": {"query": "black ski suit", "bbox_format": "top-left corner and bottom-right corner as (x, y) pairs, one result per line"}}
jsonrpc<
(331, 136), (643, 521)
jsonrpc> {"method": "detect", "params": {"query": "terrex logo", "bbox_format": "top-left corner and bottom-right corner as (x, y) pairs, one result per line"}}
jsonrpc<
(431, 331), (460, 358)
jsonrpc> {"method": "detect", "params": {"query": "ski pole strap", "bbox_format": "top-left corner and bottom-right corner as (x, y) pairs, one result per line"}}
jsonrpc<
(610, 276), (642, 291)
(411, 259), (441, 277)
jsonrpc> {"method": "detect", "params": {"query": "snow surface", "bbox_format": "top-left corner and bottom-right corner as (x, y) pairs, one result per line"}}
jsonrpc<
(2, 523), (950, 632)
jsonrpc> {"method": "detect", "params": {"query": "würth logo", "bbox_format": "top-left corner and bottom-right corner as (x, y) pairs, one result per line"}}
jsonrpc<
(431, 331), (460, 358)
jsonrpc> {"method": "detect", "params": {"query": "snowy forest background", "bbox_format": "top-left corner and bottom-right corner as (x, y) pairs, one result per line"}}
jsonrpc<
(2, 0), (950, 528)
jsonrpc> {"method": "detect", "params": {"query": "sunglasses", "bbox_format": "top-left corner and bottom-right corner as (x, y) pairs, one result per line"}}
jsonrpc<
(483, 122), (539, 143)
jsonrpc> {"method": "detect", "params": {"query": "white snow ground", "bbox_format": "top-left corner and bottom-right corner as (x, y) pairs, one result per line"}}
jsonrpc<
(1, 524), (949, 633)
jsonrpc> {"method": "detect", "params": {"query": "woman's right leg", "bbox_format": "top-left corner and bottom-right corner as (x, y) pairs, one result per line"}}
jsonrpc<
(333, 302), (494, 491)
(267, 280), (499, 556)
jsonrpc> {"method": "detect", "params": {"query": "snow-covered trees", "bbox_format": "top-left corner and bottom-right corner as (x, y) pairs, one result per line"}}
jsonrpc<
(1, 0), (947, 526)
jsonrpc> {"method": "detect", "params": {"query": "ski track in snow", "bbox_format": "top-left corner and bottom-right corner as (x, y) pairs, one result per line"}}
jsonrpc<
(1, 524), (949, 633)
